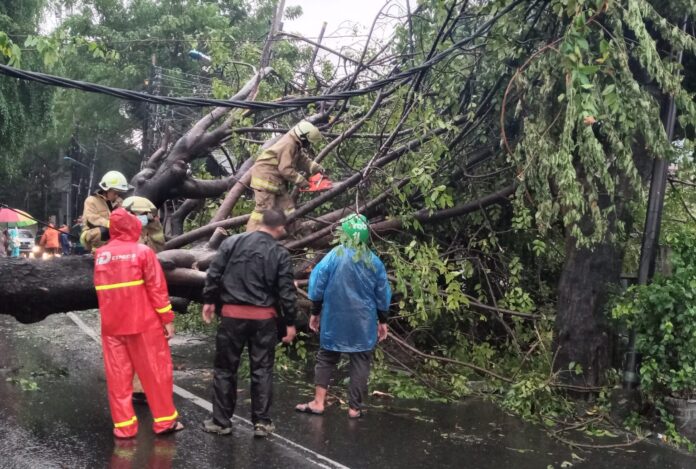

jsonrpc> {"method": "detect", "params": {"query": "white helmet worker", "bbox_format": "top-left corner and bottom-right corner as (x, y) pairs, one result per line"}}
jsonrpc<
(292, 121), (322, 145)
(122, 196), (156, 215)
(98, 171), (132, 192)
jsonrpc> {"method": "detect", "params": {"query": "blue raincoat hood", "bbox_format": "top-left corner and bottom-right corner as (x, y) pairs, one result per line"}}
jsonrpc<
(308, 245), (391, 352)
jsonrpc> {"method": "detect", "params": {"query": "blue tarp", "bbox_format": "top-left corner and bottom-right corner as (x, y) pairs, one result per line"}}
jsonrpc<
(308, 246), (391, 352)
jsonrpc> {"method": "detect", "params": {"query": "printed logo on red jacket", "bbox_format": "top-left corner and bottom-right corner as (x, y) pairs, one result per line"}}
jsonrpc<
(96, 251), (112, 265)
(96, 251), (136, 265)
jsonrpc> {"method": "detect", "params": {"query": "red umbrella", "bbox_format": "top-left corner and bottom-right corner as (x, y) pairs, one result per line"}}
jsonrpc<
(0, 207), (37, 227)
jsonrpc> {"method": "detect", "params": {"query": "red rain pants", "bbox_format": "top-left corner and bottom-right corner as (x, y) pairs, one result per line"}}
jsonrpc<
(102, 327), (178, 438)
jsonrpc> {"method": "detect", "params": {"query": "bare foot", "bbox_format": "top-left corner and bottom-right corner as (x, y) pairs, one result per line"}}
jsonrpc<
(295, 401), (325, 415)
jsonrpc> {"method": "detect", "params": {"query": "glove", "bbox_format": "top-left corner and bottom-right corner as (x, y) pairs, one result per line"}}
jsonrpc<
(99, 226), (110, 242)
(297, 178), (310, 189)
(310, 162), (325, 175)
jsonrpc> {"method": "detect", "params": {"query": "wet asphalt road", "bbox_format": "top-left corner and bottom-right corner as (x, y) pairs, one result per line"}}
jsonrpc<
(0, 313), (695, 469)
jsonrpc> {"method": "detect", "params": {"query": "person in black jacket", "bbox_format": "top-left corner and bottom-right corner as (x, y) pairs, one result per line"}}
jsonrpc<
(200, 209), (297, 438)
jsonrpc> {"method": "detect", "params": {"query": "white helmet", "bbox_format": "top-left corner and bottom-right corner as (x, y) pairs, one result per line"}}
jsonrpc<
(122, 196), (156, 215)
(292, 121), (322, 144)
(98, 170), (131, 192)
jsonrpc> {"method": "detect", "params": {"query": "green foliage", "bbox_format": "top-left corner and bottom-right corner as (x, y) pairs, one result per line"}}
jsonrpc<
(655, 401), (696, 451)
(612, 228), (696, 399)
(389, 240), (470, 327)
(6, 376), (40, 391)
(174, 303), (217, 334)
(0, 0), (55, 183)
(512, 0), (695, 247)
(0, 0), (310, 213)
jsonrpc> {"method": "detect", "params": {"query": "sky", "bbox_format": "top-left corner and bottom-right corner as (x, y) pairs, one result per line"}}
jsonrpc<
(283, 0), (408, 59)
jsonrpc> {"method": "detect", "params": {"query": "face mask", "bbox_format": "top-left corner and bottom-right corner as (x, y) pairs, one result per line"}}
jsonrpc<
(136, 214), (149, 227)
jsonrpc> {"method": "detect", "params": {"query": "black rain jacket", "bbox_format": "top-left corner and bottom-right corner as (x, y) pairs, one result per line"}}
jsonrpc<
(203, 231), (297, 325)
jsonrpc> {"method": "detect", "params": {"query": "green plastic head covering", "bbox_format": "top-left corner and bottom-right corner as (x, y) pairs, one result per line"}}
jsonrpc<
(341, 214), (369, 244)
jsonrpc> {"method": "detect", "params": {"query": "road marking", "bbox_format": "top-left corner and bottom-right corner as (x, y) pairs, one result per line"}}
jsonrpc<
(66, 312), (350, 469)
(67, 312), (100, 343)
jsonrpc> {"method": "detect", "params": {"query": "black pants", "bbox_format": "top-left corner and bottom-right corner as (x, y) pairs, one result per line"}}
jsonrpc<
(212, 317), (277, 427)
(314, 348), (373, 410)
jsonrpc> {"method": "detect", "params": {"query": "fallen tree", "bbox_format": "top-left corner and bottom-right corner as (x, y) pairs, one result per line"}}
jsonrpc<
(0, 0), (694, 392)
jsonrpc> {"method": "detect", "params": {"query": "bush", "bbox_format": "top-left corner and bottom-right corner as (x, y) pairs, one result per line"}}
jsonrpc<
(612, 229), (696, 399)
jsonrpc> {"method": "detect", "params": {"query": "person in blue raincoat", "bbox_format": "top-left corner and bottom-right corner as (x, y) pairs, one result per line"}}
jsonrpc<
(295, 214), (391, 419)
(8, 227), (20, 257)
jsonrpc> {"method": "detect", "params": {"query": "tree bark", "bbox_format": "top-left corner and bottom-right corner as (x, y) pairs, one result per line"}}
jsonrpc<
(167, 198), (204, 237)
(553, 239), (621, 387)
(132, 68), (273, 206)
(0, 256), (203, 324)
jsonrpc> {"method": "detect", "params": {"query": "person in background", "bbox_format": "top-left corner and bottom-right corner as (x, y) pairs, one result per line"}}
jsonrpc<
(8, 226), (20, 257)
(59, 224), (71, 256)
(81, 171), (131, 251)
(0, 229), (7, 257)
(71, 217), (85, 255)
(93, 208), (183, 438)
(39, 224), (61, 256)
(295, 214), (391, 419)
(201, 209), (297, 438)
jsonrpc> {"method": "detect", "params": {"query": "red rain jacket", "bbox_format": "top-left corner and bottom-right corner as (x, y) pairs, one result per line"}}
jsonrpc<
(94, 208), (173, 336)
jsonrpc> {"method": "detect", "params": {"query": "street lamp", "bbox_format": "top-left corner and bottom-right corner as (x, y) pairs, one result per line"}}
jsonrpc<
(188, 49), (212, 63)
(63, 156), (89, 170)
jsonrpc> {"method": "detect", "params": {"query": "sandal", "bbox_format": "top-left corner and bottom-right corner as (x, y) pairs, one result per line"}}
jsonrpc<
(295, 402), (324, 415)
(157, 421), (185, 435)
(348, 408), (363, 419)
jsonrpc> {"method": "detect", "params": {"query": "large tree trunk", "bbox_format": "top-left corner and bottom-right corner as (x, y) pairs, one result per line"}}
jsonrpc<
(552, 130), (654, 388)
(553, 239), (622, 387)
(0, 256), (204, 324)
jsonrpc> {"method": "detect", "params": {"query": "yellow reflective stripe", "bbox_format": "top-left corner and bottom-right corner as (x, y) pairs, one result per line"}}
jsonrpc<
(250, 211), (264, 221)
(251, 177), (280, 191)
(114, 416), (138, 428)
(154, 410), (178, 423)
(95, 279), (145, 291)
(156, 304), (172, 314)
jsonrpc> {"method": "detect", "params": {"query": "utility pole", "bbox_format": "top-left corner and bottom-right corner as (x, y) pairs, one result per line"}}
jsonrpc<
(87, 140), (98, 195)
(141, 54), (161, 167)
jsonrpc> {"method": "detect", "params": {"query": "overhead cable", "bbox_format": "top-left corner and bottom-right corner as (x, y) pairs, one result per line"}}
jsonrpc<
(0, 0), (523, 110)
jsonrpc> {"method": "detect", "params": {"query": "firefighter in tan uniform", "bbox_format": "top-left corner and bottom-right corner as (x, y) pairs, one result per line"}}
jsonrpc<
(81, 171), (131, 251)
(246, 121), (325, 232)
(122, 196), (166, 253)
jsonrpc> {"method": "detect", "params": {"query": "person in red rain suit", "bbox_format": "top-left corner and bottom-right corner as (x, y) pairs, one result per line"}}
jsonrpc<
(93, 208), (184, 438)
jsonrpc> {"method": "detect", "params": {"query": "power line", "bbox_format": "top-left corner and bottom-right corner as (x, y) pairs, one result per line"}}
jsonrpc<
(0, 61), (406, 109)
(0, 1), (524, 111)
